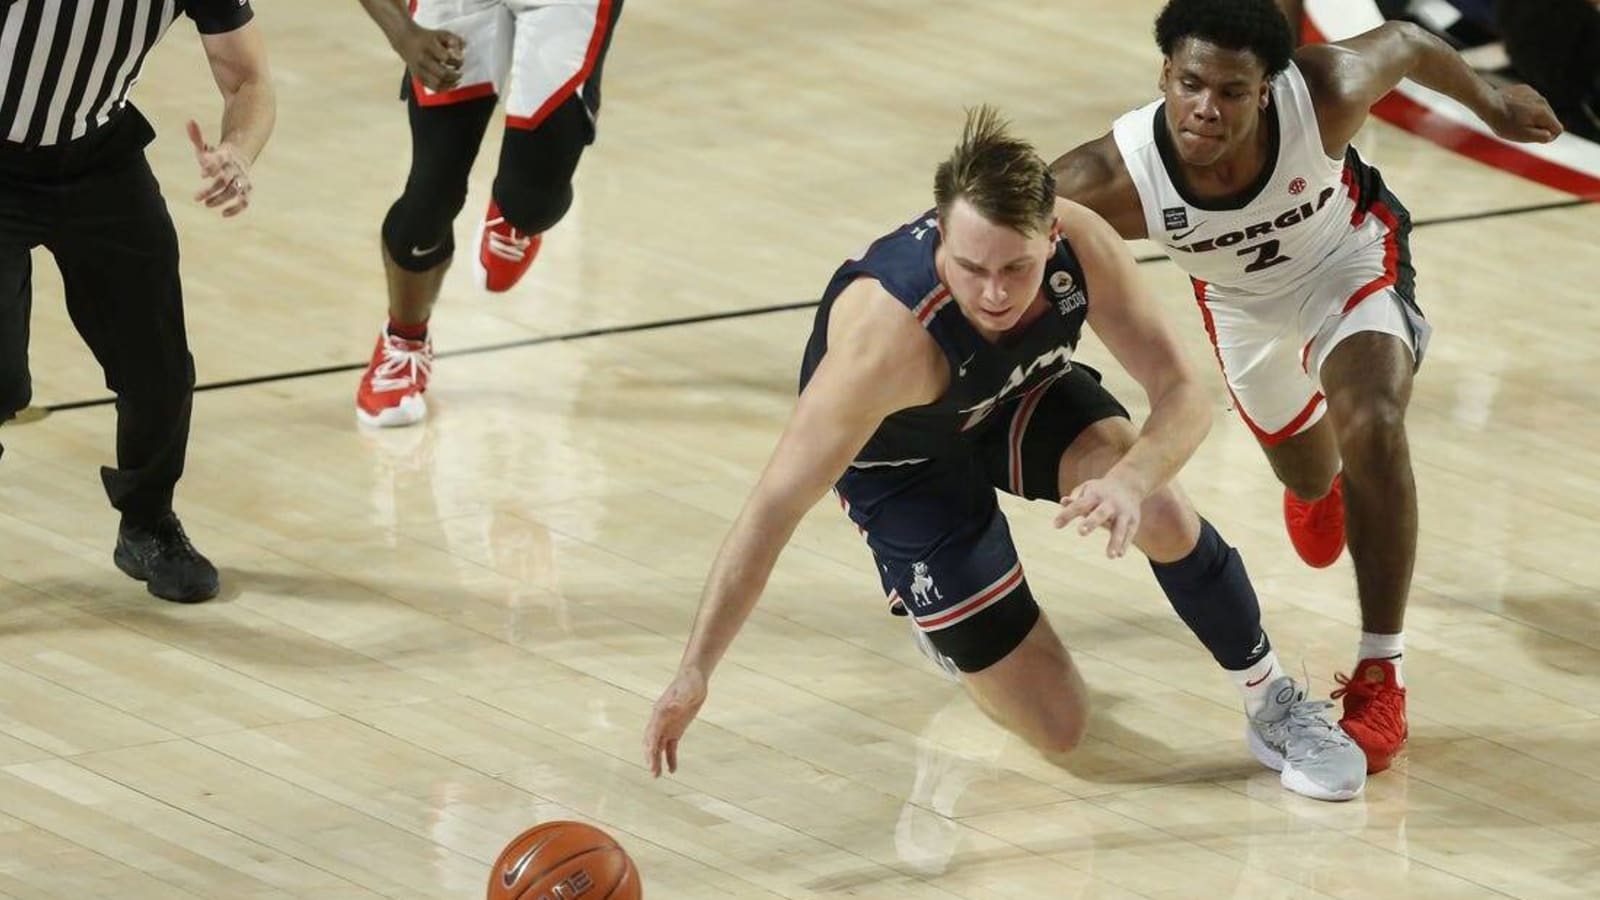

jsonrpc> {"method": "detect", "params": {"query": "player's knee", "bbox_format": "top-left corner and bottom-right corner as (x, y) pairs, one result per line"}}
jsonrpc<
(381, 176), (471, 272)
(1135, 484), (1200, 560)
(492, 172), (574, 235)
(1333, 396), (1408, 470)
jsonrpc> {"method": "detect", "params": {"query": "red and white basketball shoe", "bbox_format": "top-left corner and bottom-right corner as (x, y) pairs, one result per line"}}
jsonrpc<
(356, 331), (433, 427)
(1333, 657), (1408, 774)
(474, 200), (543, 292)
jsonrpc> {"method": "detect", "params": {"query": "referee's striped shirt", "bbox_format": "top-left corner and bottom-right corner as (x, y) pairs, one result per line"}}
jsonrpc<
(0, 0), (254, 150)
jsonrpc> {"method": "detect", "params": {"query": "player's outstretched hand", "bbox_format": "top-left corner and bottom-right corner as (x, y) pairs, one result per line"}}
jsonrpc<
(644, 667), (708, 777)
(1486, 84), (1563, 144)
(1054, 476), (1143, 559)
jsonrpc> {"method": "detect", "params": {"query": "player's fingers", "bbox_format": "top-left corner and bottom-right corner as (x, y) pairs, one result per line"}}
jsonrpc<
(415, 61), (446, 91)
(425, 42), (459, 70)
(1054, 495), (1097, 529)
(1078, 501), (1115, 536)
(643, 718), (666, 774)
(221, 194), (249, 218)
(1108, 511), (1136, 558)
(664, 738), (679, 774)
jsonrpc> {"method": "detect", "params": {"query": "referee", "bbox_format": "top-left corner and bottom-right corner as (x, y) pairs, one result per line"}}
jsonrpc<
(0, 1), (276, 603)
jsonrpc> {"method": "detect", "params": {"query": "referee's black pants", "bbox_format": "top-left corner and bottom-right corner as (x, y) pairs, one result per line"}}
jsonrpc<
(0, 150), (195, 528)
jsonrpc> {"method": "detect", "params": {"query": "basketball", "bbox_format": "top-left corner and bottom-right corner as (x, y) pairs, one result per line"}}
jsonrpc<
(487, 821), (640, 900)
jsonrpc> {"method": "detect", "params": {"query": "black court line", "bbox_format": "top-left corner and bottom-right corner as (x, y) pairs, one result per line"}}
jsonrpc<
(36, 196), (1592, 414)
(41, 301), (821, 413)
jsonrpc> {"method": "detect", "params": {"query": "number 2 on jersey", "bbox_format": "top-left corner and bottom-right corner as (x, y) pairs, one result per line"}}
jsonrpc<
(1240, 239), (1290, 273)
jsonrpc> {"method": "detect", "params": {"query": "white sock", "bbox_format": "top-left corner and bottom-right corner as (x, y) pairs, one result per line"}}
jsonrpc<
(1358, 631), (1404, 686)
(1231, 650), (1285, 718)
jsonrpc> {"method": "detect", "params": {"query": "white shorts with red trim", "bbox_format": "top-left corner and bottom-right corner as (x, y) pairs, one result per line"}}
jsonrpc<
(410, 0), (615, 130)
(1191, 214), (1431, 446)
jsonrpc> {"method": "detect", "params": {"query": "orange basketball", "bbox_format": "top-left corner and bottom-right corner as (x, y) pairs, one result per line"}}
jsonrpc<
(487, 820), (641, 900)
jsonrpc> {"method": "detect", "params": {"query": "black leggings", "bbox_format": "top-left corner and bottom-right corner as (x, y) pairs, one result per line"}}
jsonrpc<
(381, 88), (594, 272)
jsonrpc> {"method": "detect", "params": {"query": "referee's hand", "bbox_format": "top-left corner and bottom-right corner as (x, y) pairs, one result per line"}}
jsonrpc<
(187, 121), (252, 219)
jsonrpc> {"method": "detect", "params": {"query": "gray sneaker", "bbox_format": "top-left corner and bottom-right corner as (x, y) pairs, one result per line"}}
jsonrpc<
(1246, 677), (1366, 801)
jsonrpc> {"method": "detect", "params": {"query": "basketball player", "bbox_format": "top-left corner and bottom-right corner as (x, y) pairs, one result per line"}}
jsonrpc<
(1048, 0), (1561, 772)
(354, 0), (623, 426)
(644, 108), (1368, 802)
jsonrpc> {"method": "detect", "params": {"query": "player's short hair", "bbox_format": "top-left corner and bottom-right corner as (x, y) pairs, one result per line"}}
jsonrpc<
(934, 105), (1056, 237)
(1154, 0), (1294, 77)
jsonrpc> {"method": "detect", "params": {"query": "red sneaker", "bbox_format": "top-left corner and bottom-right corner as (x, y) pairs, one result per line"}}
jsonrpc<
(356, 331), (433, 427)
(1333, 658), (1408, 774)
(474, 200), (542, 292)
(1284, 474), (1346, 568)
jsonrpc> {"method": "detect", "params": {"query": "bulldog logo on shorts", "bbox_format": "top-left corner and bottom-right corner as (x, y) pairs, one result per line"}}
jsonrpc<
(909, 562), (943, 608)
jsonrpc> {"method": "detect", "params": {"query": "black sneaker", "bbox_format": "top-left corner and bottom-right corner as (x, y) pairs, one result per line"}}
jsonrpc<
(114, 513), (219, 603)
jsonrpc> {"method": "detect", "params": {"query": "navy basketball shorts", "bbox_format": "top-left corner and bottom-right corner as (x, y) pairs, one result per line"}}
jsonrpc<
(834, 364), (1130, 673)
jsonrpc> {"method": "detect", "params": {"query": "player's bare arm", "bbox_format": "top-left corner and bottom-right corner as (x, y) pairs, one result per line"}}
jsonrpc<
(1054, 198), (1211, 547)
(1295, 21), (1562, 154)
(1048, 133), (1150, 241)
(643, 280), (944, 776)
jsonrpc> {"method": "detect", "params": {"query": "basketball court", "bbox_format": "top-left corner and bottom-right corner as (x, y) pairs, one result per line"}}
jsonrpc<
(1, 0), (1596, 897)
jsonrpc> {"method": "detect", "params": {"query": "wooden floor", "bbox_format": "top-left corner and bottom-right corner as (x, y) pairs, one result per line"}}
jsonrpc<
(3, 1), (1598, 897)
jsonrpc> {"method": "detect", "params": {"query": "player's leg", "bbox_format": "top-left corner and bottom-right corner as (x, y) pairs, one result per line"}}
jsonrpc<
(474, 0), (621, 292)
(957, 610), (1089, 758)
(988, 366), (1363, 799)
(360, 87), (495, 427)
(360, 0), (502, 427)
(1307, 296), (1426, 773)
(1319, 330), (1415, 638)
(835, 460), (1089, 758)
(1299, 187), (1426, 773)
(475, 93), (588, 291)
(1192, 278), (1349, 568)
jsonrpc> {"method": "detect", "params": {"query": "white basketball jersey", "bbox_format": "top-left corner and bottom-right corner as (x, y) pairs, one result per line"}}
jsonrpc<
(1113, 63), (1362, 295)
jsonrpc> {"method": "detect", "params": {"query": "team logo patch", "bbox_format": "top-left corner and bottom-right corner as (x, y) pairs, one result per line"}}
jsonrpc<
(1049, 270), (1075, 294)
(1162, 206), (1189, 230)
(909, 562), (943, 608)
(1288, 177), (1307, 195)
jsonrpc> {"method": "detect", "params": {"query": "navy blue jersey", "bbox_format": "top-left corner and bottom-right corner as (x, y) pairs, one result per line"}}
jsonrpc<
(800, 209), (1093, 465)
